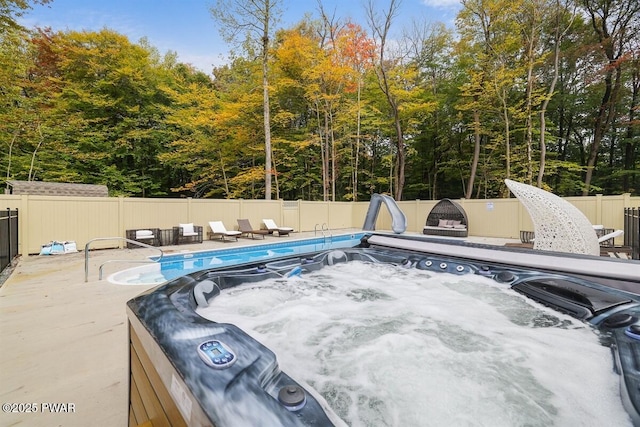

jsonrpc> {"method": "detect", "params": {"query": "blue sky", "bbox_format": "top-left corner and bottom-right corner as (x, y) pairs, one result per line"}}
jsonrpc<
(20, 0), (462, 75)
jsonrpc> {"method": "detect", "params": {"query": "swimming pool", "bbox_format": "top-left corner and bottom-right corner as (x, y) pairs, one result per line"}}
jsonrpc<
(126, 233), (640, 426)
(109, 232), (366, 285)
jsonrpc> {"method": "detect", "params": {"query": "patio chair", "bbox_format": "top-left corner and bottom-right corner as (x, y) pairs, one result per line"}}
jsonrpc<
(520, 228), (623, 247)
(598, 229), (624, 247)
(173, 223), (203, 245)
(125, 228), (161, 248)
(262, 218), (294, 237)
(208, 221), (241, 242)
(422, 199), (468, 238)
(237, 219), (269, 239)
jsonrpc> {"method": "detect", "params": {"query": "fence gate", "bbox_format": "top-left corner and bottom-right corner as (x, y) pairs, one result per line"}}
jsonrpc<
(624, 207), (639, 260)
(1, 208), (19, 273)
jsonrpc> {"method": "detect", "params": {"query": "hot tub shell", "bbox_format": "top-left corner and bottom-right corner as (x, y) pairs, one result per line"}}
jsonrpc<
(127, 233), (640, 426)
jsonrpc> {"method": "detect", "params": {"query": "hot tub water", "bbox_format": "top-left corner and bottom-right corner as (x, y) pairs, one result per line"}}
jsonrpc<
(197, 261), (631, 426)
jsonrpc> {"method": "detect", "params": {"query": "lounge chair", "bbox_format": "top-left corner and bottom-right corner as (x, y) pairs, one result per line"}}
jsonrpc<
(520, 228), (623, 246)
(208, 221), (241, 242)
(598, 229), (624, 246)
(237, 219), (269, 239)
(173, 223), (203, 245)
(262, 219), (294, 237)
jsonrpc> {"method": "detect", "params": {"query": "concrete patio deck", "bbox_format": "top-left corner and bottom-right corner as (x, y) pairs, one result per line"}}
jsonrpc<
(0, 231), (517, 427)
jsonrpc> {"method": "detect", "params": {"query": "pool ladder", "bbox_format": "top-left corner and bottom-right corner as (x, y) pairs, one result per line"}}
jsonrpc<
(84, 237), (165, 282)
(314, 223), (333, 246)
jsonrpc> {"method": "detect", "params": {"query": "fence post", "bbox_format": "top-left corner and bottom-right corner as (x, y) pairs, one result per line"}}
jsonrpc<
(625, 207), (640, 260)
(19, 195), (28, 256)
(7, 208), (12, 263)
(14, 208), (18, 259)
(635, 208), (640, 260)
(595, 194), (603, 225)
(118, 196), (125, 249)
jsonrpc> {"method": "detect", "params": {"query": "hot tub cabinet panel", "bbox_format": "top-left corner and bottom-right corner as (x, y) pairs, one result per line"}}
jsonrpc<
(127, 233), (640, 426)
(129, 321), (190, 427)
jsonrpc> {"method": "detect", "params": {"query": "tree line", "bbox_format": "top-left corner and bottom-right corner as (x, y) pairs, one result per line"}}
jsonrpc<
(1, 0), (639, 200)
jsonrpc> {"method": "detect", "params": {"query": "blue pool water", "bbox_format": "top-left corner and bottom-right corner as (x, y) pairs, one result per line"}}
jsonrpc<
(112, 233), (366, 285)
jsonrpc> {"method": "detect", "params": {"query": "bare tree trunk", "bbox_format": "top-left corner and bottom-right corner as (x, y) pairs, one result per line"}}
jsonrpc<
(323, 110), (330, 201)
(209, 0), (282, 200)
(539, 0), (575, 188)
(623, 59), (639, 192)
(6, 129), (19, 188)
(524, 33), (536, 186)
(329, 109), (336, 202)
(28, 123), (44, 181)
(466, 107), (481, 199)
(219, 152), (230, 197)
(262, 18), (272, 200)
(272, 149), (280, 199)
(393, 109), (405, 200)
(313, 100), (329, 201)
(353, 79), (362, 201)
(584, 65), (621, 195)
(497, 88), (511, 183)
(367, 0), (405, 200)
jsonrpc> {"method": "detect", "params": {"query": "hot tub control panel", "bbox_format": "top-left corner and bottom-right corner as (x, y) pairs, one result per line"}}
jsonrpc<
(197, 340), (237, 369)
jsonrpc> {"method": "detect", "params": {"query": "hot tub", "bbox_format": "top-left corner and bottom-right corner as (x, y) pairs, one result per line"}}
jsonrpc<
(126, 233), (640, 426)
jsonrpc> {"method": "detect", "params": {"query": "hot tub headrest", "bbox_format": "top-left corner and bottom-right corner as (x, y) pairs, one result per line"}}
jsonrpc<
(193, 279), (221, 308)
(327, 250), (348, 265)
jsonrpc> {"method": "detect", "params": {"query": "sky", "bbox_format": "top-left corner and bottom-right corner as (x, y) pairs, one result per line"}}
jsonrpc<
(19, 0), (462, 75)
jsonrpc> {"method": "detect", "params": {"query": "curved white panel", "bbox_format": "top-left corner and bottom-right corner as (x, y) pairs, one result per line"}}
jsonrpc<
(505, 179), (600, 256)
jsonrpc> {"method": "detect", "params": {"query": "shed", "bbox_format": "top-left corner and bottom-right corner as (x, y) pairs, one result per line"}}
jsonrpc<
(6, 181), (108, 197)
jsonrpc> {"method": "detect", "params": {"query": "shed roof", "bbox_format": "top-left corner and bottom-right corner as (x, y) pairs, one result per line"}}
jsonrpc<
(7, 181), (108, 197)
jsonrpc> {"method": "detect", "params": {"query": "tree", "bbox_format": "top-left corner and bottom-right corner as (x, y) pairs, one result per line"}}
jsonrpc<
(7, 28), (184, 195)
(335, 22), (375, 201)
(210, 0), (283, 200)
(0, 0), (51, 33)
(4, 1), (640, 199)
(537, 0), (576, 188)
(0, 26), (32, 186)
(622, 43), (639, 192)
(457, 0), (507, 198)
(402, 21), (458, 199)
(367, 0), (406, 200)
(581, 0), (640, 195)
(271, 23), (323, 199)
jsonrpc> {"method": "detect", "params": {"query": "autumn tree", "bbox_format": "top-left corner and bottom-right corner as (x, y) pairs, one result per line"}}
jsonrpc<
(210, 0), (282, 200)
(0, 26), (38, 186)
(158, 64), (234, 197)
(271, 22), (325, 199)
(4, 1), (640, 200)
(366, 0), (407, 200)
(456, 0), (507, 198)
(581, 0), (640, 195)
(335, 22), (375, 201)
(403, 21), (459, 199)
(536, 0), (576, 188)
(0, 0), (51, 32)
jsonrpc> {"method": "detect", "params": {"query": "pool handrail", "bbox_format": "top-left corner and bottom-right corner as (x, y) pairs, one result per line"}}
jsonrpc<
(314, 223), (333, 245)
(84, 237), (164, 282)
